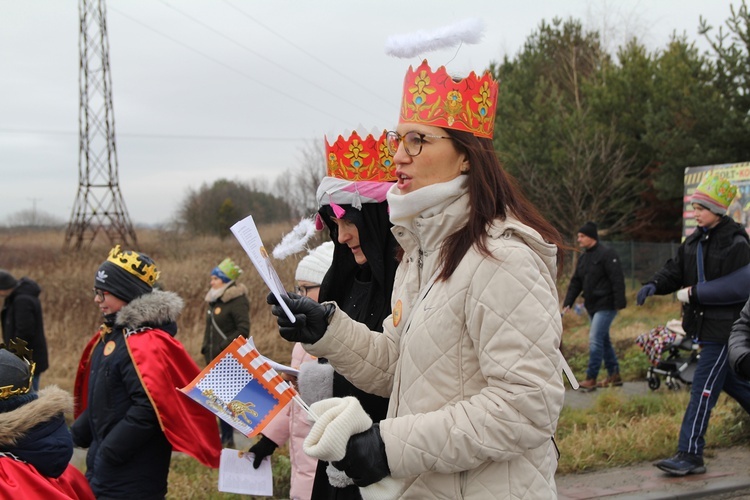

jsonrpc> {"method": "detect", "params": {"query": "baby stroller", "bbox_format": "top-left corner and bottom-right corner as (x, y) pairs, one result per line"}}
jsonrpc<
(635, 319), (700, 390)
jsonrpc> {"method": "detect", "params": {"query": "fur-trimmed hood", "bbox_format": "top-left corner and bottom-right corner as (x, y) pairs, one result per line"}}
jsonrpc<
(219, 282), (248, 303)
(115, 289), (184, 330)
(0, 386), (72, 447)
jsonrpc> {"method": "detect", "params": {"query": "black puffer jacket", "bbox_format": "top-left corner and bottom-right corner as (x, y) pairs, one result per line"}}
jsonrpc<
(647, 216), (750, 343)
(729, 298), (750, 378)
(0, 386), (74, 478)
(563, 242), (627, 315)
(70, 290), (183, 500)
(1, 278), (48, 374)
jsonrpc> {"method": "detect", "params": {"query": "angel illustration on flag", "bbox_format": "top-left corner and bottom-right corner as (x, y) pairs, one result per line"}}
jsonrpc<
(180, 336), (310, 437)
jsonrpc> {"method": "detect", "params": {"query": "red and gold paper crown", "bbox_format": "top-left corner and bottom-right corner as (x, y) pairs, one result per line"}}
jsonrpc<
(399, 60), (498, 139)
(325, 130), (396, 182)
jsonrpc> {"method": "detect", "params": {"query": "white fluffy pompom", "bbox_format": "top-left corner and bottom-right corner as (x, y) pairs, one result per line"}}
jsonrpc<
(385, 18), (485, 58)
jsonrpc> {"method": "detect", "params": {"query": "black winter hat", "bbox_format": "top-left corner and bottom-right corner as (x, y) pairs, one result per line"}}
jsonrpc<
(578, 221), (598, 240)
(94, 245), (159, 303)
(0, 270), (17, 291)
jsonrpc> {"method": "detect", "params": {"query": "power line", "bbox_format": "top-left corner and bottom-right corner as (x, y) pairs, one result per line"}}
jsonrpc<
(108, 5), (352, 124)
(0, 127), (313, 142)
(158, 0), (391, 124)
(221, 0), (394, 108)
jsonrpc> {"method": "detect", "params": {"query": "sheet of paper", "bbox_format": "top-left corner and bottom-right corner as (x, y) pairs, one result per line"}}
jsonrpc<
(230, 214), (295, 322)
(218, 448), (273, 496)
(247, 337), (299, 377)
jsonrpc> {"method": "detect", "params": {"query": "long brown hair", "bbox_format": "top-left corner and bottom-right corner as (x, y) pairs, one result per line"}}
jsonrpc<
(438, 128), (564, 280)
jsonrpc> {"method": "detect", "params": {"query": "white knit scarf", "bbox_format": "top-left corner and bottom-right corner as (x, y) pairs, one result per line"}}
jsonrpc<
(387, 175), (468, 231)
(204, 282), (231, 303)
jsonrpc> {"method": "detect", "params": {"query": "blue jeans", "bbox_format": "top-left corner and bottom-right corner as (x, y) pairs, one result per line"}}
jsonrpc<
(678, 343), (750, 456)
(586, 309), (619, 380)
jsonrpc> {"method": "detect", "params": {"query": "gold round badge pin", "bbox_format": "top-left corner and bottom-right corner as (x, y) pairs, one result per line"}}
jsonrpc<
(393, 300), (402, 327)
(103, 340), (116, 356)
(214, 307), (222, 315)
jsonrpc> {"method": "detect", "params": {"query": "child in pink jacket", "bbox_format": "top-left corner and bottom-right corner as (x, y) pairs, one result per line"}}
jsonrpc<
(247, 242), (334, 500)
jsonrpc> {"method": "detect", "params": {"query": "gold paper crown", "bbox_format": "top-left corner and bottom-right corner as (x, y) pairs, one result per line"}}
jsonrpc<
(0, 338), (35, 400)
(325, 130), (396, 182)
(107, 245), (160, 286)
(399, 60), (498, 139)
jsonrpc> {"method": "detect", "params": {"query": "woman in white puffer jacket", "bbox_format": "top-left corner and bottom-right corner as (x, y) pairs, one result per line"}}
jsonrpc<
(268, 60), (567, 499)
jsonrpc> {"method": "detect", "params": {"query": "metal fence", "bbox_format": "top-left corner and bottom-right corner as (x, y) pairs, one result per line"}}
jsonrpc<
(563, 241), (680, 289)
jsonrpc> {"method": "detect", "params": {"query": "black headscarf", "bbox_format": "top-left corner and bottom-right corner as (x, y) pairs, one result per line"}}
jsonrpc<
(317, 201), (399, 332)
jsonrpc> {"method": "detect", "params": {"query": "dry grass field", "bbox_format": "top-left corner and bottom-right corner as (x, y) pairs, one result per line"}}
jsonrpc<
(3, 227), (749, 498)
(0, 224), (327, 393)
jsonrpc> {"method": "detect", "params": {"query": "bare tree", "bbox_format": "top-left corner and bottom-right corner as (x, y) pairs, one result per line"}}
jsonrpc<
(273, 140), (325, 218)
(5, 209), (65, 228)
(513, 114), (644, 242)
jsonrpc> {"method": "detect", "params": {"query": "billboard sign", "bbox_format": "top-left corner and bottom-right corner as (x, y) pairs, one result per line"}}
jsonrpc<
(683, 161), (750, 239)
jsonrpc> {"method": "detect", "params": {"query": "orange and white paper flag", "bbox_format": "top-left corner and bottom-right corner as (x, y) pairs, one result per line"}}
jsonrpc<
(180, 336), (305, 437)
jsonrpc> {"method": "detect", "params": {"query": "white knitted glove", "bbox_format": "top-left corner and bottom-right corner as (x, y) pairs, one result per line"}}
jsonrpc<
(304, 397), (402, 500)
(677, 288), (690, 303)
(303, 397), (373, 461)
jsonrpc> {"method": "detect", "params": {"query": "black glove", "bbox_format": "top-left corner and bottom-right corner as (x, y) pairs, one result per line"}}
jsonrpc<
(332, 423), (390, 487)
(636, 283), (656, 306)
(267, 292), (335, 344)
(247, 435), (278, 469)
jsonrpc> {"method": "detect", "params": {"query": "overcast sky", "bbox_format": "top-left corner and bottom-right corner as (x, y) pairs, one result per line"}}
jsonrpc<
(0, 0), (736, 226)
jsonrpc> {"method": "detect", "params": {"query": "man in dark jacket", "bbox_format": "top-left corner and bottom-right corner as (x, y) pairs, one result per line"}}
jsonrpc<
(563, 221), (627, 391)
(638, 173), (750, 476)
(0, 270), (48, 390)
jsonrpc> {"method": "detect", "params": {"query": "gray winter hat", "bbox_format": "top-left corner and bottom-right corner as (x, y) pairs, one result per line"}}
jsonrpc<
(0, 347), (37, 413)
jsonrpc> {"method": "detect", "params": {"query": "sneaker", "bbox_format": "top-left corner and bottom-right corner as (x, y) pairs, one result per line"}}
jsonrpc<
(578, 378), (597, 392)
(654, 452), (706, 476)
(597, 373), (623, 388)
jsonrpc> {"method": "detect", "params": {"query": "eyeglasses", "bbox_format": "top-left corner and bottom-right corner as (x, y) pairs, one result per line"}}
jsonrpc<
(92, 288), (110, 301)
(294, 285), (320, 297)
(385, 130), (452, 157)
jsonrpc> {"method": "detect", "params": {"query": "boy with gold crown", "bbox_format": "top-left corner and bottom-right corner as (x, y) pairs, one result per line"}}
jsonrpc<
(71, 246), (222, 499)
(638, 173), (750, 476)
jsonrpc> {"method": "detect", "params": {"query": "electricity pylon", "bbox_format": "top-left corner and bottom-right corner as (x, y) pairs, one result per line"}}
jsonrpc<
(65, 0), (137, 250)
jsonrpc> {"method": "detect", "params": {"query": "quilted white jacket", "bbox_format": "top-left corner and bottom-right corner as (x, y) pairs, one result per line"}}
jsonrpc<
(306, 191), (565, 499)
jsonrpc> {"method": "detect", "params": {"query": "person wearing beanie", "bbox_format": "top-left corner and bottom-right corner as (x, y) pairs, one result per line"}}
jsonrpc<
(637, 173), (750, 477)
(0, 269), (48, 391)
(0, 345), (94, 499)
(71, 245), (222, 499)
(247, 241), (335, 500)
(562, 221), (627, 391)
(201, 257), (250, 449)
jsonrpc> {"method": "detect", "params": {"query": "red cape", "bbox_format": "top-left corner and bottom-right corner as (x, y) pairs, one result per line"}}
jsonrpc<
(0, 459), (94, 500)
(74, 328), (221, 468)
